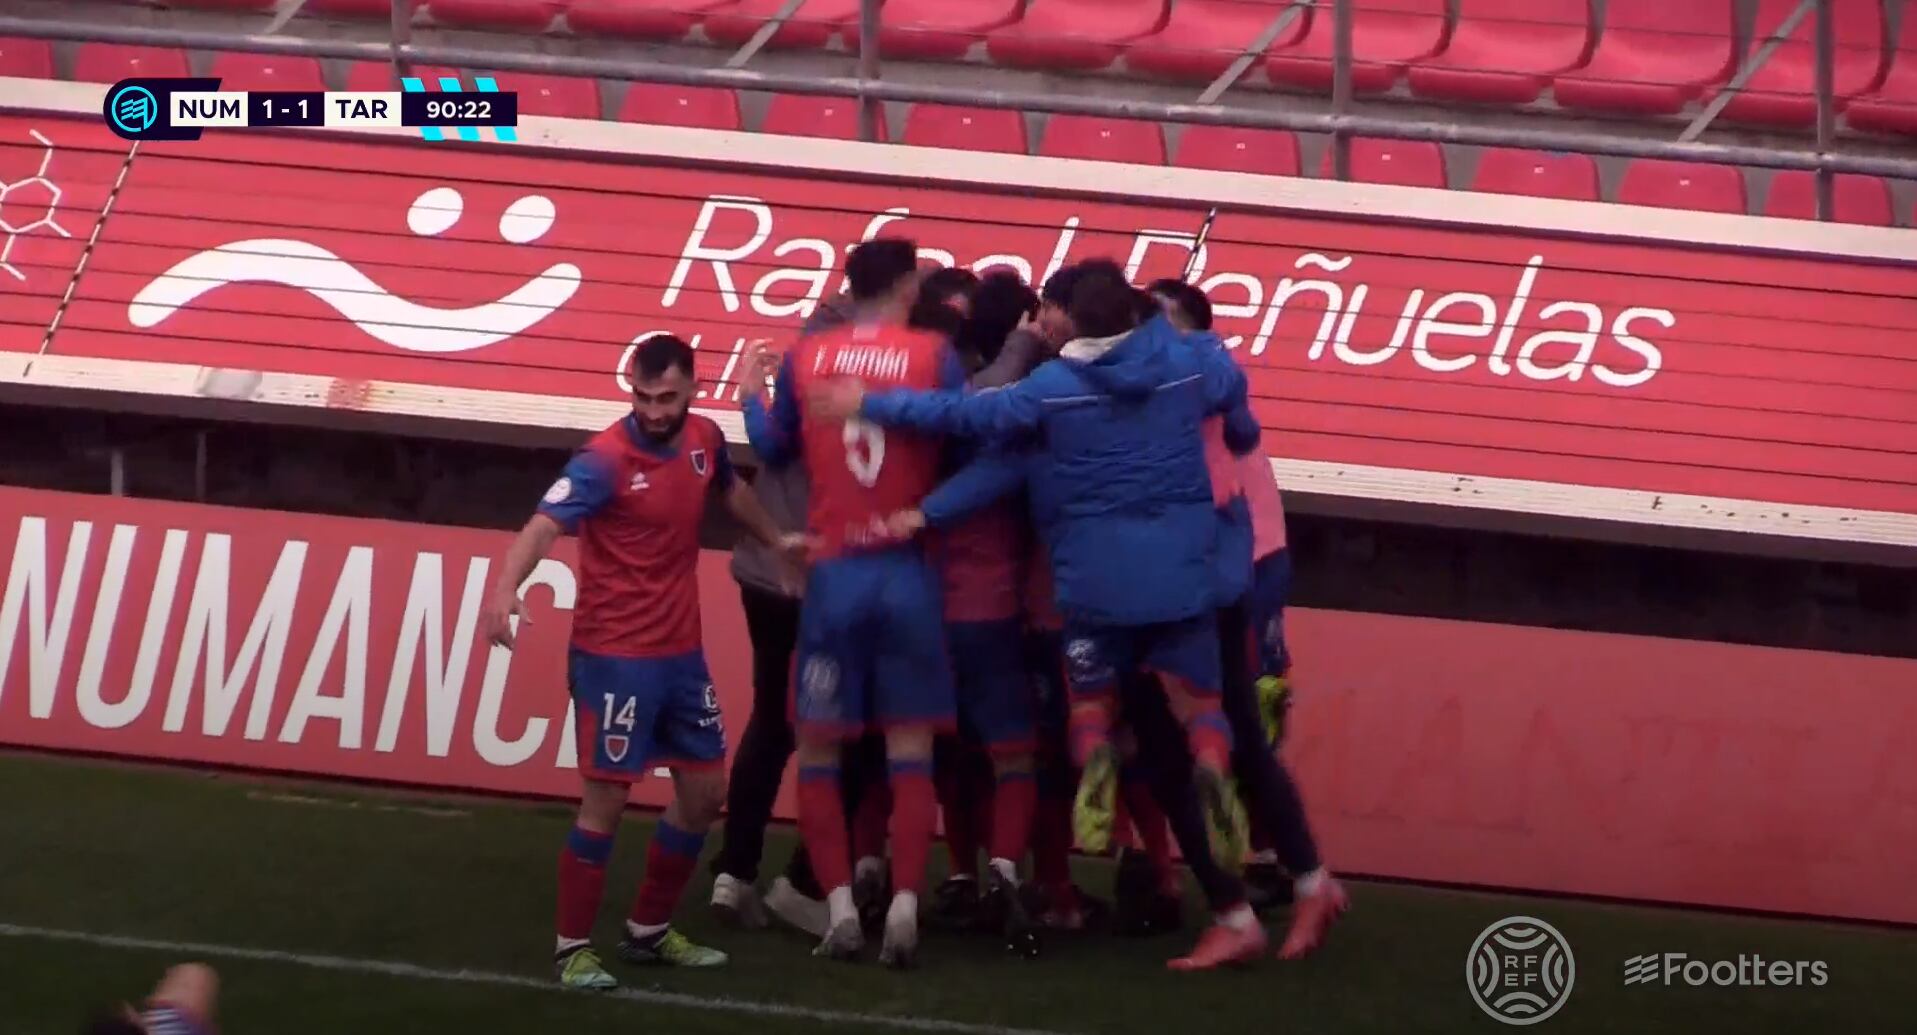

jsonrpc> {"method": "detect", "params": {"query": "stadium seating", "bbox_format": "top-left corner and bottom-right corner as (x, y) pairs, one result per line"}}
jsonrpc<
(852, 0), (1023, 62)
(0, 37), (54, 79)
(343, 60), (460, 91)
(1407, 0), (1593, 105)
(1763, 171), (1894, 225)
(616, 82), (742, 128)
(1266, 0), (1446, 94)
(1469, 148), (1600, 200)
(207, 52), (327, 92)
(1127, 0), (1311, 82)
(761, 93), (887, 140)
(305, 0), (395, 15)
(72, 43), (190, 84)
(422, 0), (565, 31)
(1713, 0), (1887, 127)
(1616, 159), (1747, 213)
(901, 104), (1029, 154)
(1552, 1), (1736, 115)
(567, 0), (739, 40)
(703, 0), (860, 50)
(987, 0), (1169, 73)
(1322, 137), (1447, 187)
(1172, 125), (1301, 175)
(167, 0), (276, 10)
(1038, 114), (1167, 164)
(1846, 13), (1917, 136)
(469, 71), (601, 118)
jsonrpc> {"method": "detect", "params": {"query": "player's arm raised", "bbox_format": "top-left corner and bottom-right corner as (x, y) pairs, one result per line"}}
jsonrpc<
(1194, 331), (1260, 454)
(741, 343), (803, 468)
(482, 452), (615, 649)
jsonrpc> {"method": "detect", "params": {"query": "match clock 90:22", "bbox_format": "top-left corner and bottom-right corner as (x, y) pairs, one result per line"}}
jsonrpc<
(400, 92), (519, 127)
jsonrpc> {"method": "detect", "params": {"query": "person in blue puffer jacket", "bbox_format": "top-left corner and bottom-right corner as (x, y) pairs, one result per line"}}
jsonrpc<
(806, 263), (1272, 970)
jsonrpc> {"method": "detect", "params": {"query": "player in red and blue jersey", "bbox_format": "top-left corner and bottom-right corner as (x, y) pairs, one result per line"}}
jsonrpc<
(481, 334), (798, 991)
(744, 238), (968, 968)
(85, 964), (218, 1035)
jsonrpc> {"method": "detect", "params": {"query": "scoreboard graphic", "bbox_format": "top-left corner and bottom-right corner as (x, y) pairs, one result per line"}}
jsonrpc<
(102, 76), (519, 141)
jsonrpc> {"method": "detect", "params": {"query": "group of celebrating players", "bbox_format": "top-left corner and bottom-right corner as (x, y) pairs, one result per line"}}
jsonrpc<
(479, 237), (1347, 990)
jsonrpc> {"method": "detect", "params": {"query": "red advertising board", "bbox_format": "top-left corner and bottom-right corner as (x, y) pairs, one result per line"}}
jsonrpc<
(3, 111), (1914, 521)
(5, 487), (1915, 924)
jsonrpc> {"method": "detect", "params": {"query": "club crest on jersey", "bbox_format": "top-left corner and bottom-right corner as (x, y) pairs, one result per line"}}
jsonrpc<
(542, 477), (573, 505)
(1065, 637), (1112, 687)
(629, 471), (649, 491)
(698, 683), (724, 732)
(689, 449), (709, 476)
(801, 656), (840, 713)
(603, 734), (630, 764)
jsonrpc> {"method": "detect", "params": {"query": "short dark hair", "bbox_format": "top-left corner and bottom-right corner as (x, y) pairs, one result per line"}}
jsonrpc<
(908, 266), (979, 336)
(957, 270), (1040, 364)
(1148, 278), (1213, 331)
(845, 237), (919, 302)
(630, 334), (694, 381)
(1039, 263), (1085, 307)
(1068, 264), (1140, 340)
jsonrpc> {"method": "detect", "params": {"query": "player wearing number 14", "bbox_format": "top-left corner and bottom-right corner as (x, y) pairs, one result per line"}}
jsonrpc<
(744, 239), (968, 968)
(481, 335), (799, 991)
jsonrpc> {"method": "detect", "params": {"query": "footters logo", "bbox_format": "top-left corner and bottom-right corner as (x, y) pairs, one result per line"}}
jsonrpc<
(1622, 953), (1829, 988)
(1468, 916), (1576, 1025)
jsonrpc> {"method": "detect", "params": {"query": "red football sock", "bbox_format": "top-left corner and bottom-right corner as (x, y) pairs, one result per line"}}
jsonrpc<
(556, 826), (614, 945)
(935, 753), (981, 879)
(1121, 777), (1177, 895)
(797, 765), (852, 892)
(887, 759), (937, 896)
(628, 820), (705, 929)
(988, 768), (1037, 868)
(1067, 699), (1115, 768)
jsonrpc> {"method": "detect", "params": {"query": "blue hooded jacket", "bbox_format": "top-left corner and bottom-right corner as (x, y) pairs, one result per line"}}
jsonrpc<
(860, 314), (1258, 628)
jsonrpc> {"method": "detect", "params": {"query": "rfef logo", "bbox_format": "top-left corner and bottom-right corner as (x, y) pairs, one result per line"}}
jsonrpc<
(1467, 916), (1575, 1025)
(1622, 953), (1829, 987)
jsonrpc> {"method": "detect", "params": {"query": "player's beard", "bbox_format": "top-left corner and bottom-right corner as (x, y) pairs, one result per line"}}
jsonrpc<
(638, 407), (690, 446)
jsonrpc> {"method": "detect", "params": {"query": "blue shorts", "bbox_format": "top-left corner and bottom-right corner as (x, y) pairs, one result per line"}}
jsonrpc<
(950, 618), (1037, 753)
(1061, 615), (1222, 700)
(794, 549), (956, 736)
(143, 1006), (210, 1035)
(569, 648), (726, 781)
(1245, 548), (1293, 677)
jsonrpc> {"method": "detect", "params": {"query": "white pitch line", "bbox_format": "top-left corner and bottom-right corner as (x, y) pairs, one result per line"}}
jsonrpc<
(0, 923), (1076, 1035)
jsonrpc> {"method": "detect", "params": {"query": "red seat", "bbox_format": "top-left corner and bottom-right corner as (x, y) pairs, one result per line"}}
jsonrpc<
(72, 43), (190, 83)
(1128, 0), (1309, 82)
(306, 0), (395, 16)
(1267, 0), (1446, 93)
(1407, 0), (1592, 104)
(1846, 13), (1917, 136)
(567, 0), (738, 39)
(1616, 160), (1747, 213)
(848, 0), (1022, 62)
(1714, 0), (1886, 127)
(423, 0), (564, 31)
(207, 53), (326, 92)
(1470, 148), (1599, 200)
(901, 104), (1028, 154)
(703, 0), (859, 50)
(167, 0), (276, 10)
(761, 94), (887, 141)
(617, 83), (741, 128)
(0, 37), (54, 79)
(1553, 1), (1735, 115)
(1763, 171), (1894, 225)
(1038, 114), (1166, 164)
(1173, 125), (1300, 175)
(344, 60), (460, 91)
(1322, 137), (1447, 187)
(987, 0), (1169, 73)
(465, 71), (599, 118)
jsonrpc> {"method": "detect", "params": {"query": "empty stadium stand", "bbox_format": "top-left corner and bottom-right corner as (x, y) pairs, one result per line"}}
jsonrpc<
(987, 0), (1168, 72)
(1266, 0), (1446, 93)
(902, 103), (1029, 154)
(422, 0), (568, 33)
(1127, 0), (1311, 82)
(566, 0), (737, 40)
(615, 81), (743, 128)
(1321, 136), (1448, 187)
(703, 0), (860, 50)
(0, 36), (53, 78)
(1764, 170), (1896, 224)
(206, 52), (327, 92)
(1172, 124), (1302, 175)
(855, 0), (1023, 61)
(1406, 0), (1593, 105)
(1714, 0), (1887, 127)
(1038, 113), (1168, 164)
(761, 92), (888, 140)
(1552, 1), (1738, 115)
(1616, 158), (1749, 213)
(467, 70), (602, 118)
(1846, 11), (1917, 135)
(1469, 147), (1601, 200)
(71, 42), (190, 83)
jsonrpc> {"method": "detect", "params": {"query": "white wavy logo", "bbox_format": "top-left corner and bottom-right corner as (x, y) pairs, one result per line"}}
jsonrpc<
(128, 187), (581, 354)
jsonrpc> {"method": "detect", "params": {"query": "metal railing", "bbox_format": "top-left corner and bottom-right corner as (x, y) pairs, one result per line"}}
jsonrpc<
(2, 0), (1912, 212)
